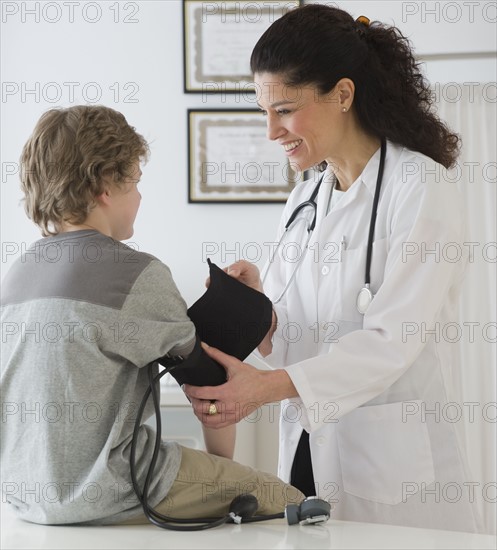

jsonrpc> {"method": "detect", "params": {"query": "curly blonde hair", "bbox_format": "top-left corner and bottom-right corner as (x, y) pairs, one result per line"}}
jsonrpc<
(20, 105), (149, 236)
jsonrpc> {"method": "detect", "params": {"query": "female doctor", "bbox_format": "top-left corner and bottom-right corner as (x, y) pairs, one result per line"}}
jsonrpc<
(185, 4), (483, 533)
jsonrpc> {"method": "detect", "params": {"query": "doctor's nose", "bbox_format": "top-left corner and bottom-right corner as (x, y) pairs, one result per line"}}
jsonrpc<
(266, 114), (286, 142)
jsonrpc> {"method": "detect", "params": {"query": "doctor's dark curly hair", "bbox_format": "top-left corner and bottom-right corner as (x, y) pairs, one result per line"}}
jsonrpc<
(251, 4), (459, 169)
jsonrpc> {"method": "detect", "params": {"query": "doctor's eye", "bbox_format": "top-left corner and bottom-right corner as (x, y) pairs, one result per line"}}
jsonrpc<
(259, 109), (268, 116)
(277, 109), (291, 116)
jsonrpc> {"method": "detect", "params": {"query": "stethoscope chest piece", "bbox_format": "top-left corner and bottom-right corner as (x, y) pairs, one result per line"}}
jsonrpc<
(356, 285), (373, 315)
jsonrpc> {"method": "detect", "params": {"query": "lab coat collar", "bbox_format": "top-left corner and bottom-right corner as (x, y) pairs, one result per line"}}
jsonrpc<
(316, 140), (400, 221)
(326, 139), (398, 199)
(317, 142), (383, 219)
(317, 163), (364, 217)
(360, 139), (403, 196)
(360, 141), (384, 197)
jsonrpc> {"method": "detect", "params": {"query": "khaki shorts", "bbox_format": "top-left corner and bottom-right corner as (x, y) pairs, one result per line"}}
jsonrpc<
(120, 445), (304, 525)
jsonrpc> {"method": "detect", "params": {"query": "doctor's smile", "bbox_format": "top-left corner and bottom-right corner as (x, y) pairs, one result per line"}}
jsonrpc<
(282, 140), (303, 154)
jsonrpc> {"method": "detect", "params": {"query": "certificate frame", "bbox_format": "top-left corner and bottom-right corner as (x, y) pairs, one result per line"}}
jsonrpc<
(188, 109), (302, 203)
(183, 0), (303, 93)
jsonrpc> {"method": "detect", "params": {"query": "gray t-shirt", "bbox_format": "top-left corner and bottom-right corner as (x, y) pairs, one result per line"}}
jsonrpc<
(1, 230), (196, 524)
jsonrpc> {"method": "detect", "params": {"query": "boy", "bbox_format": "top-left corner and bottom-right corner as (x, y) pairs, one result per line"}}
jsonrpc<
(0, 105), (303, 525)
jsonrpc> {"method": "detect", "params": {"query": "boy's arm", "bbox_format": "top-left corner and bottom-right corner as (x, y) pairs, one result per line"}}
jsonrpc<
(202, 424), (236, 459)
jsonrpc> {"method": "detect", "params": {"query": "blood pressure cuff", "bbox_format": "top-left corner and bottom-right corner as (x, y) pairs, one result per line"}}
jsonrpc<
(165, 259), (273, 387)
(162, 334), (227, 387)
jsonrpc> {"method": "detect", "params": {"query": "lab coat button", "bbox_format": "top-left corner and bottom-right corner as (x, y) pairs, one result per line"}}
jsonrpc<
(321, 265), (330, 275)
(316, 436), (325, 446)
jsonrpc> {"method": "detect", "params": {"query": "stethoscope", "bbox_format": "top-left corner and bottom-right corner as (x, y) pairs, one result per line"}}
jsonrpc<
(262, 138), (386, 314)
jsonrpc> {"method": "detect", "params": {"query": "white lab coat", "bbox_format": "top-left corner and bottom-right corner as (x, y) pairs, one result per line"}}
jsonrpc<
(262, 141), (483, 532)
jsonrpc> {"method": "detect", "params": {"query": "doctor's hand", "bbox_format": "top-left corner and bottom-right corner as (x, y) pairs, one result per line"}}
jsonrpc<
(205, 260), (263, 293)
(226, 260), (263, 292)
(183, 343), (297, 429)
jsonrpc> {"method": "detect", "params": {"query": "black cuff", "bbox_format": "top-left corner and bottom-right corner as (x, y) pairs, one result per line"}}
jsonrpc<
(187, 259), (273, 360)
(159, 259), (272, 388)
(160, 335), (227, 387)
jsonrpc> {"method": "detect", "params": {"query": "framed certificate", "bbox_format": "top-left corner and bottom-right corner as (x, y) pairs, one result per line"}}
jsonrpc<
(183, 0), (302, 93)
(188, 109), (303, 203)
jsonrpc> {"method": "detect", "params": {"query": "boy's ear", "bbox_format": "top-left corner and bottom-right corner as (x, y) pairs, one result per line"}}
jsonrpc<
(95, 187), (113, 207)
(97, 170), (117, 206)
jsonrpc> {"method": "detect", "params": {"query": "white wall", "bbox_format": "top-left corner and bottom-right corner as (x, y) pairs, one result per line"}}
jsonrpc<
(1, 0), (496, 475)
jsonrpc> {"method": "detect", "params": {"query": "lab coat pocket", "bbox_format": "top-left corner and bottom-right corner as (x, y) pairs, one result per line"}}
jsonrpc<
(336, 401), (435, 505)
(338, 237), (387, 323)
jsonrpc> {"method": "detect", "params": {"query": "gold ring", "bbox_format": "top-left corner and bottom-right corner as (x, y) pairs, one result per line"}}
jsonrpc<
(208, 402), (218, 415)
